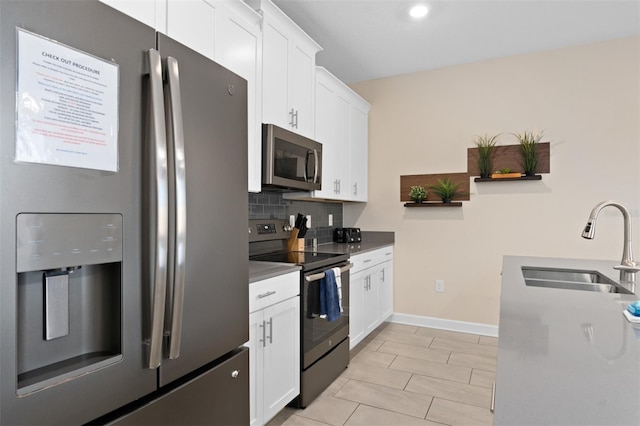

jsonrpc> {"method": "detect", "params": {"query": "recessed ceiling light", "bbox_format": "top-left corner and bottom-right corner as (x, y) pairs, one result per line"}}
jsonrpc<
(409, 4), (429, 19)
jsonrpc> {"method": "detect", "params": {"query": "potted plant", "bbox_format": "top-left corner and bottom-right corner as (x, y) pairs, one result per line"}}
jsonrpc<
(514, 130), (543, 176)
(430, 177), (460, 203)
(474, 133), (500, 178)
(408, 185), (427, 203)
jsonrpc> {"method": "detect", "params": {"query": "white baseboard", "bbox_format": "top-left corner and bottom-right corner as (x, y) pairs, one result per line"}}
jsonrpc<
(389, 312), (499, 337)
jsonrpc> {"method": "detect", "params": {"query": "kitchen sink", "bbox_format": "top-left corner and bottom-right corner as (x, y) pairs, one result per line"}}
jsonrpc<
(521, 266), (633, 294)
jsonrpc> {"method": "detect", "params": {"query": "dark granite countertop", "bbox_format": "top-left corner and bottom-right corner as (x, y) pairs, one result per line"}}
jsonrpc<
(314, 231), (394, 256)
(249, 231), (394, 283)
(249, 261), (301, 283)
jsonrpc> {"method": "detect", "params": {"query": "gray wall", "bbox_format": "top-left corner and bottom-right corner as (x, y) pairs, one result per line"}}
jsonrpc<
(248, 191), (343, 245)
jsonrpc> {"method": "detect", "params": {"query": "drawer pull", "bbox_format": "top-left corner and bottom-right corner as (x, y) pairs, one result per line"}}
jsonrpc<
(231, 370), (239, 379)
(257, 291), (277, 299)
(363, 259), (372, 263)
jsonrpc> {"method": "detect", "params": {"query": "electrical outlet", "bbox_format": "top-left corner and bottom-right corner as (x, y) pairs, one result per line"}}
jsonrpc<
(435, 279), (445, 293)
(290, 215), (295, 227)
(306, 215), (311, 228)
(328, 214), (333, 226)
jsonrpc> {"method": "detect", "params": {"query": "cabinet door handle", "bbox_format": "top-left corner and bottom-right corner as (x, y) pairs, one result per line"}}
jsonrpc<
(267, 318), (273, 344)
(353, 182), (357, 196)
(289, 108), (295, 127)
(381, 270), (385, 282)
(289, 109), (298, 128)
(490, 382), (496, 413)
(259, 320), (266, 347)
(257, 290), (276, 299)
(231, 370), (239, 379)
(363, 259), (372, 263)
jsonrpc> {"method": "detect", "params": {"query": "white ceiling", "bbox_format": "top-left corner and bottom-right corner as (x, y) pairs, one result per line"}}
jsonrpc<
(272, 0), (640, 84)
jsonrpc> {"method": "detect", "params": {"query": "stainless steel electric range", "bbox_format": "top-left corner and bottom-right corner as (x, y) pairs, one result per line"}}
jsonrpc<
(249, 219), (352, 408)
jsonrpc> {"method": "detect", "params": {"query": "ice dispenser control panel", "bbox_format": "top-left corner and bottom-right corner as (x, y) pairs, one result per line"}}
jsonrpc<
(16, 213), (123, 272)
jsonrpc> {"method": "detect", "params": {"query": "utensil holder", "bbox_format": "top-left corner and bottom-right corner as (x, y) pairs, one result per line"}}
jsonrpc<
(288, 228), (305, 252)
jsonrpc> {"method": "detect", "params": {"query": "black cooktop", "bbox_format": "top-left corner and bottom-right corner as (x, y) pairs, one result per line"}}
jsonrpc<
(250, 250), (349, 271)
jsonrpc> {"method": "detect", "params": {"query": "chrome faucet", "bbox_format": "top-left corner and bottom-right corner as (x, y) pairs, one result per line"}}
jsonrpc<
(582, 200), (640, 284)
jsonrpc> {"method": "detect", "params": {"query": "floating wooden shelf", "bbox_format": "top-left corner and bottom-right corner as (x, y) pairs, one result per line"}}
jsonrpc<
(474, 175), (542, 182)
(467, 142), (550, 176)
(404, 202), (463, 207)
(400, 172), (470, 203)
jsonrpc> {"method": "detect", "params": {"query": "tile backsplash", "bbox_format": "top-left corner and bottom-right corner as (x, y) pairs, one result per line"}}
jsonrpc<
(248, 191), (343, 245)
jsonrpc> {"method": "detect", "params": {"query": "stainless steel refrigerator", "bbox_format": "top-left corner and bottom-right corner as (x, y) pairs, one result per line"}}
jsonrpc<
(0, 1), (249, 424)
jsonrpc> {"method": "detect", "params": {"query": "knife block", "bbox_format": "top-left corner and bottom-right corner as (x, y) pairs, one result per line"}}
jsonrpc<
(288, 228), (305, 252)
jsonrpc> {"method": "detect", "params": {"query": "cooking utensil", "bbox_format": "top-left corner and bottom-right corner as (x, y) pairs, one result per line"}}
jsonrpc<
(298, 217), (308, 238)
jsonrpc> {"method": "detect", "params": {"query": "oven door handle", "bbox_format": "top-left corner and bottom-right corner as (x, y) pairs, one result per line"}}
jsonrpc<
(305, 263), (353, 282)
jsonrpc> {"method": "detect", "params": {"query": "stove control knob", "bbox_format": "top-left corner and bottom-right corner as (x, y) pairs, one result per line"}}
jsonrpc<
(283, 224), (292, 232)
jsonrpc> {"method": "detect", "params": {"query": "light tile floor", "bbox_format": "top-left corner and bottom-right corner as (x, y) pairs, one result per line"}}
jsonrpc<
(267, 322), (497, 426)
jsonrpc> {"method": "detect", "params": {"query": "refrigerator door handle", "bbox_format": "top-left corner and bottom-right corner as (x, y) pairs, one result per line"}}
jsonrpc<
(147, 48), (169, 369)
(166, 56), (187, 360)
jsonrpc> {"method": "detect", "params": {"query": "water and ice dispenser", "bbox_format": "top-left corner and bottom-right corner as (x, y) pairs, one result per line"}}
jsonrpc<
(16, 213), (124, 395)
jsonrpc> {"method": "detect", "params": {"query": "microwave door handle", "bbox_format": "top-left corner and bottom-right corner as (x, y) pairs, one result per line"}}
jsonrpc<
(313, 149), (319, 183)
(166, 56), (187, 360)
(304, 150), (311, 182)
(147, 48), (169, 369)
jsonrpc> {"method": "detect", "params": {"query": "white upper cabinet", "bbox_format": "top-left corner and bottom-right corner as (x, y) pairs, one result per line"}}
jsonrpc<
(349, 98), (369, 202)
(288, 44), (316, 137)
(166, 0), (216, 59)
(249, 0), (321, 139)
(214, 2), (263, 193)
(311, 68), (350, 200)
(286, 67), (369, 202)
(99, 0), (167, 32)
(101, 0), (365, 197)
(101, 0), (262, 193)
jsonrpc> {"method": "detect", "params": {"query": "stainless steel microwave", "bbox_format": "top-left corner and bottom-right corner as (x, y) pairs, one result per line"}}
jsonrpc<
(262, 124), (322, 191)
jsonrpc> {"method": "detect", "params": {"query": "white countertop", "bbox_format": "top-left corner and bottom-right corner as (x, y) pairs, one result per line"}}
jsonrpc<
(495, 255), (640, 425)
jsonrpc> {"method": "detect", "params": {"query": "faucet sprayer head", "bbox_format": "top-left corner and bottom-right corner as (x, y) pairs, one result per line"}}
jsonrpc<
(582, 221), (595, 239)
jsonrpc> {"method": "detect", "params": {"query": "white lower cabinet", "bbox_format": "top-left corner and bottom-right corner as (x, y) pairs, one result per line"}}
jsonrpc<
(248, 272), (300, 426)
(378, 259), (394, 321)
(349, 246), (394, 349)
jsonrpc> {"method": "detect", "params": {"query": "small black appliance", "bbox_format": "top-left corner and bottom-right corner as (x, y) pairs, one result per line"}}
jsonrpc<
(334, 228), (361, 243)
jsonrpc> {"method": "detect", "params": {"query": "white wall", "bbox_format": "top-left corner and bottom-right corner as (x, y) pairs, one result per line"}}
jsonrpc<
(346, 36), (640, 327)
